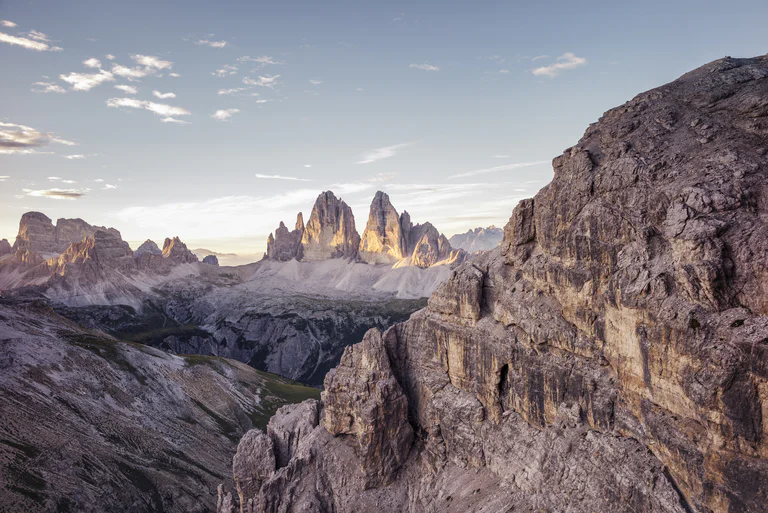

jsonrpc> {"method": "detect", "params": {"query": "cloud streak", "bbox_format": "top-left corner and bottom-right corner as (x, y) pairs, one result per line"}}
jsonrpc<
(0, 122), (76, 154)
(409, 63), (439, 71)
(23, 188), (85, 200)
(357, 143), (410, 164)
(153, 90), (176, 99)
(196, 39), (228, 48)
(0, 31), (62, 51)
(255, 174), (311, 182)
(107, 98), (191, 120)
(532, 52), (586, 77)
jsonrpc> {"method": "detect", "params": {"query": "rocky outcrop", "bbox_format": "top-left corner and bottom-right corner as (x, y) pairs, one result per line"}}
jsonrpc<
(203, 254), (220, 266)
(162, 236), (198, 264)
(358, 191), (408, 264)
(301, 191), (360, 261)
(408, 222), (453, 267)
(265, 192), (461, 268)
(49, 230), (135, 278)
(0, 238), (11, 257)
(265, 213), (304, 261)
(12, 212), (119, 256)
(448, 226), (503, 254)
(134, 239), (162, 258)
(218, 55), (768, 512)
(322, 329), (413, 488)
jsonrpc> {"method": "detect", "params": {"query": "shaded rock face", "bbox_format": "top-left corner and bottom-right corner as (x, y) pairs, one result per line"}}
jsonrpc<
(203, 254), (220, 266)
(219, 56), (768, 513)
(134, 239), (162, 258)
(448, 225), (503, 254)
(162, 236), (198, 264)
(301, 191), (360, 261)
(13, 212), (120, 256)
(265, 213), (304, 261)
(0, 239), (11, 257)
(322, 329), (413, 489)
(358, 191), (408, 264)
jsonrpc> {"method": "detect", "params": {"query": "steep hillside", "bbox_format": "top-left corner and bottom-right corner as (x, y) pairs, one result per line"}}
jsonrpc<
(0, 298), (319, 513)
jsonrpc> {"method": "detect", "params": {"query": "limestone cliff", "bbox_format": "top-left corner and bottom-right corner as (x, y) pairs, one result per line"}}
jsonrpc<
(13, 211), (120, 257)
(301, 191), (360, 261)
(358, 191), (408, 264)
(218, 55), (768, 513)
(162, 236), (199, 264)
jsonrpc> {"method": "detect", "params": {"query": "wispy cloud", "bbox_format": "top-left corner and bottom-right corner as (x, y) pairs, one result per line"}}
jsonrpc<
(0, 31), (62, 51)
(60, 70), (115, 91)
(532, 52), (586, 77)
(531, 55), (549, 61)
(243, 74), (280, 88)
(1, 20), (17, 28)
(238, 55), (283, 68)
(105, 54), (115, 60)
(63, 154), (85, 159)
(153, 90), (176, 99)
(211, 108), (240, 121)
(309, 79), (323, 85)
(357, 143), (410, 164)
(409, 63), (439, 71)
(169, 72), (181, 78)
(114, 84), (138, 94)
(213, 64), (238, 77)
(23, 188), (85, 200)
(196, 39), (228, 48)
(218, 87), (248, 95)
(0, 122), (76, 155)
(107, 98), (191, 120)
(255, 174), (311, 182)
(111, 54), (174, 81)
(449, 160), (549, 178)
(32, 81), (66, 94)
(160, 117), (190, 125)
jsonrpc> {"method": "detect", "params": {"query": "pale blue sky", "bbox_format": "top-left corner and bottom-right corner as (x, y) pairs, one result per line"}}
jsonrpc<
(2, 0), (767, 254)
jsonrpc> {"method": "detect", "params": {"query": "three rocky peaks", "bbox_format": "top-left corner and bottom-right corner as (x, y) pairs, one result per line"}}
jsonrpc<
(266, 190), (466, 268)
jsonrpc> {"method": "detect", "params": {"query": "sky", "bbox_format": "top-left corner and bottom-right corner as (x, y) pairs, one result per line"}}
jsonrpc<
(2, 0), (767, 256)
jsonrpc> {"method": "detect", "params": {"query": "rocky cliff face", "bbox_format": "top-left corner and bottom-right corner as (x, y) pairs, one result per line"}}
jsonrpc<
(300, 191), (360, 261)
(162, 236), (199, 264)
(13, 211), (120, 257)
(358, 191), (408, 264)
(217, 55), (768, 513)
(449, 225), (503, 254)
(265, 214), (304, 261)
(407, 222), (456, 268)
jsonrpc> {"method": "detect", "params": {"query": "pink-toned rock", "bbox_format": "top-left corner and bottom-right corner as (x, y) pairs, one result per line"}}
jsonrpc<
(300, 191), (360, 261)
(161, 236), (198, 264)
(358, 191), (408, 264)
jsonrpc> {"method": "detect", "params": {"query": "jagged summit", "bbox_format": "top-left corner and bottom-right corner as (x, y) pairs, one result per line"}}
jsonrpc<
(265, 190), (466, 268)
(162, 236), (198, 264)
(12, 211), (120, 257)
(449, 225), (503, 254)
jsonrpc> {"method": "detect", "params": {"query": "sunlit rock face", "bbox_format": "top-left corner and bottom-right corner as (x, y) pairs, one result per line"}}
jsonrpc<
(218, 55), (768, 513)
(449, 226), (503, 254)
(162, 236), (198, 264)
(13, 212), (120, 256)
(358, 191), (408, 264)
(407, 222), (454, 268)
(301, 191), (361, 261)
(266, 213), (304, 261)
